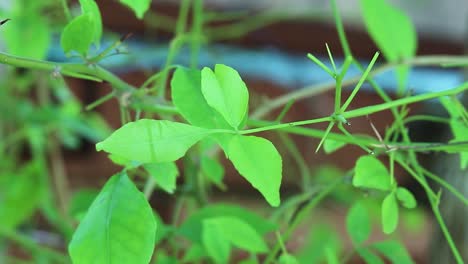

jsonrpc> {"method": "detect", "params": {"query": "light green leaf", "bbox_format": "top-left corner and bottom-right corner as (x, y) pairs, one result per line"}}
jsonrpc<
(96, 119), (214, 164)
(372, 240), (415, 264)
(202, 221), (230, 264)
(381, 192), (399, 234)
(144, 162), (179, 194)
(204, 217), (268, 253)
(179, 203), (277, 244)
(61, 13), (95, 56)
(183, 244), (207, 263)
(279, 254), (300, 264)
(323, 139), (346, 154)
(68, 189), (99, 221)
(395, 187), (417, 209)
(201, 64), (249, 129)
(360, 0), (416, 91)
(357, 248), (385, 264)
(69, 172), (157, 264)
(353, 155), (392, 191)
(171, 67), (231, 129)
(227, 135), (282, 206)
(79, 0), (102, 46)
(346, 201), (371, 245)
(119, 0), (151, 19)
(201, 156), (225, 186)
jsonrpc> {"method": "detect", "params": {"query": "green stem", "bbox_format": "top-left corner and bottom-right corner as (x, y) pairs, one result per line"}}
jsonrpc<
(60, 0), (72, 22)
(421, 167), (468, 206)
(330, 0), (351, 57)
(241, 116), (333, 135)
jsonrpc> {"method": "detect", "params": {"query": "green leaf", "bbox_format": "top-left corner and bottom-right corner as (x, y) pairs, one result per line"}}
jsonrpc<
(0, 162), (43, 230)
(353, 155), (392, 191)
(395, 187), (417, 209)
(372, 240), (415, 264)
(201, 156), (225, 186)
(96, 119), (214, 164)
(69, 172), (157, 264)
(2, 11), (50, 59)
(357, 248), (384, 264)
(227, 135), (282, 206)
(204, 217), (268, 253)
(68, 189), (99, 221)
(79, 0), (102, 46)
(297, 224), (341, 264)
(279, 254), (300, 264)
(171, 67), (231, 129)
(61, 13), (95, 56)
(381, 192), (399, 234)
(323, 139), (347, 154)
(360, 0), (416, 91)
(202, 222), (230, 264)
(119, 0), (151, 19)
(201, 64), (249, 129)
(179, 203), (277, 244)
(144, 162), (179, 194)
(346, 201), (371, 244)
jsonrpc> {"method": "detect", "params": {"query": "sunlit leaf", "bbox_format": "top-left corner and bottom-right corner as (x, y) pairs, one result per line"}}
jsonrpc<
(346, 201), (371, 244)
(96, 119), (214, 164)
(201, 64), (249, 129)
(353, 156), (392, 191)
(227, 135), (282, 206)
(395, 187), (417, 209)
(381, 192), (399, 234)
(119, 0), (151, 19)
(69, 172), (157, 264)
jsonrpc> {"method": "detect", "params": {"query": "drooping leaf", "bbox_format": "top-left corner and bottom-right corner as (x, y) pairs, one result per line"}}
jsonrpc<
(360, 0), (417, 92)
(381, 192), (399, 234)
(395, 187), (417, 209)
(204, 217), (268, 253)
(202, 222), (230, 264)
(119, 0), (151, 19)
(179, 203), (277, 244)
(227, 135), (282, 206)
(346, 201), (371, 245)
(68, 172), (157, 264)
(171, 67), (231, 129)
(201, 64), (249, 129)
(353, 155), (392, 191)
(79, 0), (102, 46)
(96, 119), (214, 164)
(61, 13), (95, 56)
(372, 240), (415, 264)
(357, 248), (385, 264)
(144, 162), (179, 194)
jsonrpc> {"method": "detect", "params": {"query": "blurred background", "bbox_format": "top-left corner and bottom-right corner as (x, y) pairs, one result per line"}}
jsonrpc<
(0, 0), (467, 263)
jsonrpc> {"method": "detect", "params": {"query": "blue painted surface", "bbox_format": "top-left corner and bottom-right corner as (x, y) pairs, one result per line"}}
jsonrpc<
(48, 38), (464, 94)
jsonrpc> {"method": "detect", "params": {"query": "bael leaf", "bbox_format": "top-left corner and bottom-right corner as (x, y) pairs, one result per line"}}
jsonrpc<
(119, 0), (152, 19)
(144, 162), (179, 194)
(372, 240), (415, 264)
(381, 192), (399, 234)
(171, 67), (231, 129)
(202, 222), (230, 264)
(69, 172), (156, 264)
(96, 119), (214, 164)
(346, 201), (371, 245)
(353, 155), (392, 191)
(204, 217), (268, 253)
(79, 0), (102, 46)
(360, 0), (416, 91)
(61, 13), (95, 56)
(201, 64), (249, 129)
(227, 135), (282, 206)
(395, 187), (417, 209)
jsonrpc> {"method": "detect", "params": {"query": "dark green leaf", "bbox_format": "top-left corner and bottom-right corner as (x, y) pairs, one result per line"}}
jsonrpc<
(346, 201), (371, 244)
(69, 172), (157, 264)
(395, 187), (417, 209)
(372, 240), (415, 264)
(227, 135), (282, 206)
(96, 119), (214, 164)
(353, 155), (392, 191)
(201, 64), (249, 129)
(381, 192), (399, 234)
(119, 0), (151, 19)
(144, 162), (179, 194)
(61, 14), (95, 56)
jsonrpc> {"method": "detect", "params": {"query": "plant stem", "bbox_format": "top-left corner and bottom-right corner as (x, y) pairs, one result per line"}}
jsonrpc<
(60, 0), (72, 22)
(241, 116), (333, 135)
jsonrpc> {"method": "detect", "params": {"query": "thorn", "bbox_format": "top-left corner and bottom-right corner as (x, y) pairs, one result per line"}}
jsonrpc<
(0, 18), (11, 26)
